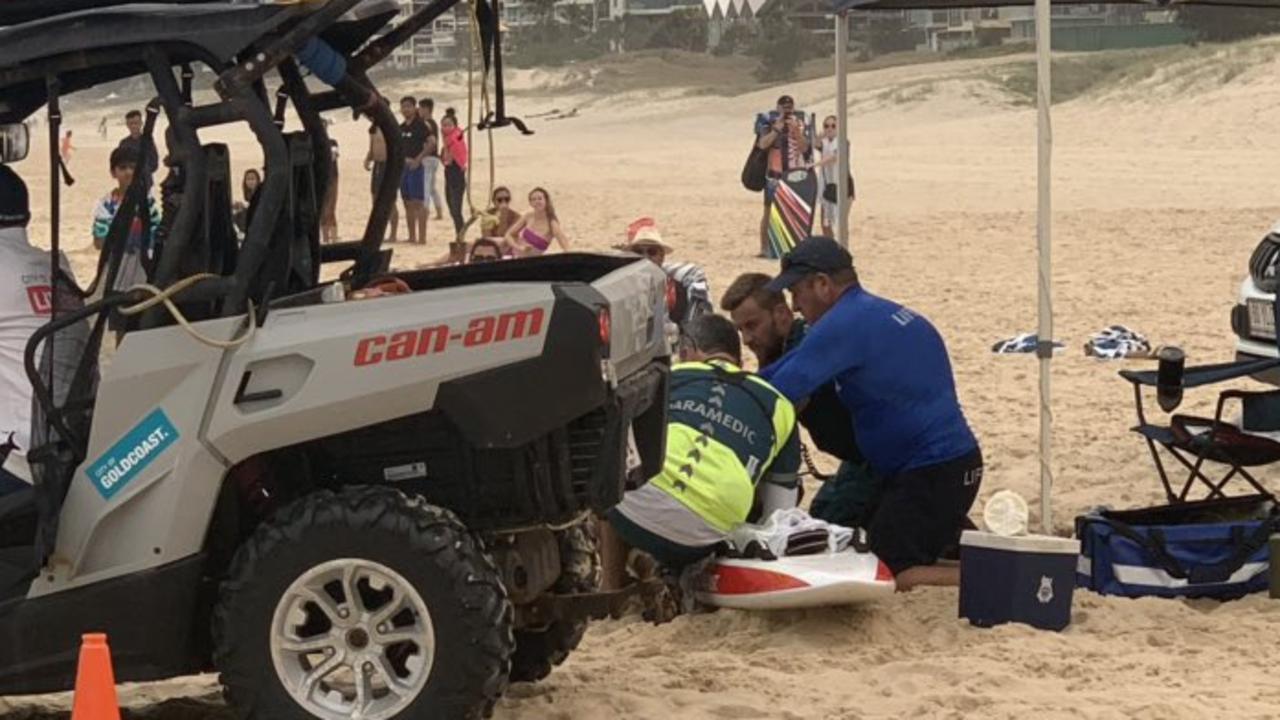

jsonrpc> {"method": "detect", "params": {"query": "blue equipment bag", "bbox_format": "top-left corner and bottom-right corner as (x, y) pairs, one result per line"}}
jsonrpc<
(1075, 494), (1279, 600)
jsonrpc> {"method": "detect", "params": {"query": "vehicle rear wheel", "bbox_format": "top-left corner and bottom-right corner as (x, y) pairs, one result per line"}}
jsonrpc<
(508, 521), (602, 683)
(213, 486), (514, 719)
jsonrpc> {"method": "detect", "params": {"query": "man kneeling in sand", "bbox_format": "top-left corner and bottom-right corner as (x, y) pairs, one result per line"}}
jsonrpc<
(760, 237), (983, 591)
(607, 315), (801, 572)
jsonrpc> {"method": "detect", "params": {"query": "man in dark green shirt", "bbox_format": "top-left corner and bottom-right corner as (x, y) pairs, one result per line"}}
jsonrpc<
(721, 272), (882, 528)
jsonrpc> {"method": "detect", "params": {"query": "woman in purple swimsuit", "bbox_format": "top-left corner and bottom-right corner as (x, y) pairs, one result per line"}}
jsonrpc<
(506, 187), (570, 257)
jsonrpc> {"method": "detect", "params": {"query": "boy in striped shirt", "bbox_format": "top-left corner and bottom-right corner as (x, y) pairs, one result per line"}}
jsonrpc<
(92, 145), (160, 294)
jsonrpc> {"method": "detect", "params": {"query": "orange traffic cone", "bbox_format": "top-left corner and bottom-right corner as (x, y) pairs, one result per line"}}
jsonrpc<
(70, 633), (121, 720)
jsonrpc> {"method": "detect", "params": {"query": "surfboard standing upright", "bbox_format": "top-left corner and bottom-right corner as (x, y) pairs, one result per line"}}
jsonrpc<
(767, 167), (818, 259)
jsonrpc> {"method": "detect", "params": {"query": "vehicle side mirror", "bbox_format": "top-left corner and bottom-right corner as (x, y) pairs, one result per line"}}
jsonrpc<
(0, 123), (30, 164)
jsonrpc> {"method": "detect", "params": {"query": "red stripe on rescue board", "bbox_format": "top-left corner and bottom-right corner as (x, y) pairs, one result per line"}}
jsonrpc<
(713, 565), (811, 595)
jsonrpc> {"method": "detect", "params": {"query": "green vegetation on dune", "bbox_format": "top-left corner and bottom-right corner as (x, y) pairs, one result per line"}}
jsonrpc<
(991, 53), (1163, 106)
(989, 38), (1280, 106)
(78, 32), (1280, 112)
(506, 34), (1280, 104)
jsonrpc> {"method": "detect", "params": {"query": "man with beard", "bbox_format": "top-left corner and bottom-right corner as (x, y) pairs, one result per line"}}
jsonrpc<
(721, 272), (880, 529)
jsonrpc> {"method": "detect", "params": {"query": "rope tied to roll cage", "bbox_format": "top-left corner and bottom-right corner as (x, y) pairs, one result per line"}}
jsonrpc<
(455, 0), (531, 249)
(459, 0), (498, 245)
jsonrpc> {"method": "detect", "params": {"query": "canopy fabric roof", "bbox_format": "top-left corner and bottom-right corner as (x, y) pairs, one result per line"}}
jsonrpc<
(0, 4), (301, 70)
(0, 0), (212, 27)
(0, 1), (403, 123)
(833, 0), (1280, 9)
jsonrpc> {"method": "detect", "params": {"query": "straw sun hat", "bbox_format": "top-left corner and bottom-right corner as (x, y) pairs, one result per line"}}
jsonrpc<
(619, 217), (674, 254)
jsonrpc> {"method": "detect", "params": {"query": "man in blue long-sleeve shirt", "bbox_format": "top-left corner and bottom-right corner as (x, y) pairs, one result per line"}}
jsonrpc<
(760, 236), (983, 590)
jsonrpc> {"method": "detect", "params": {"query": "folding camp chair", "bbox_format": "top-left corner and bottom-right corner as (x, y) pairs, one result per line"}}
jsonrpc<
(1121, 356), (1280, 503)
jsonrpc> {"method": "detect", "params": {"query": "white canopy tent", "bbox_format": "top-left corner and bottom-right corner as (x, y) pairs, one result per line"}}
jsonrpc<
(826, 0), (1280, 533)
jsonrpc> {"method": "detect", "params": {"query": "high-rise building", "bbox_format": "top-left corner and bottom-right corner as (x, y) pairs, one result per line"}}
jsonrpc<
(390, 0), (466, 67)
(611, 0), (703, 20)
(390, 0), (598, 68)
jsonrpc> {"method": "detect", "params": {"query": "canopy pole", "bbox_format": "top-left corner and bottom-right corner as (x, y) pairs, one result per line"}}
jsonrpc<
(835, 10), (850, 248)
(1035, 0), (1054, 534)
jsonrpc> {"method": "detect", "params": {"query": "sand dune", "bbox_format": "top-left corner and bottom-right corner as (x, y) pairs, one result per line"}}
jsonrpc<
(7, 38), (1280, 719)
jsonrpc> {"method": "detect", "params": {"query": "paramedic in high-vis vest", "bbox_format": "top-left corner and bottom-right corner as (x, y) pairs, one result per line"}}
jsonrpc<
(607, 314), (801, 571)
(0, 165), (92, 495)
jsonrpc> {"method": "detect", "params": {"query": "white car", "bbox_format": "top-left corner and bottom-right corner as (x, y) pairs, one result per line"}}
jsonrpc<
(1233, 222), (1280, 382)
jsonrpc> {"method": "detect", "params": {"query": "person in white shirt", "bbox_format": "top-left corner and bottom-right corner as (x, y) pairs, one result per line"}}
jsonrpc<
(813, 115), (854, 238)
(0, 165), (92, 495)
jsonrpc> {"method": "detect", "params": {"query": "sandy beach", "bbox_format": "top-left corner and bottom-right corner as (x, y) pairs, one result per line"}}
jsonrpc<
(7, 38), (1280, 719)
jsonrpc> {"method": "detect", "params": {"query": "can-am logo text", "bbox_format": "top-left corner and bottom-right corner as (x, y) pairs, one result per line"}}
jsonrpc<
(354, 308), (546, 367)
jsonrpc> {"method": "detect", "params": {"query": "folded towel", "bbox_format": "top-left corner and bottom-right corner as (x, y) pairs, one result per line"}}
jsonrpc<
(1085, 325), (1154, 359)
(726, 508), (859, 559)
(992, 333), (1065, 355)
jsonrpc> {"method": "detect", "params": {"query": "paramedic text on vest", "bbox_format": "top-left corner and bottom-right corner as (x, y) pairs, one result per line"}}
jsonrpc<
(607, 314), (802, 571)
(0, 165), (93, 495)
(761, 236), (983, 592)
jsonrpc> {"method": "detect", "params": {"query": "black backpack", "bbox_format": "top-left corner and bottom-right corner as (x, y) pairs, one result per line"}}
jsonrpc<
(741, 140), (768, 193)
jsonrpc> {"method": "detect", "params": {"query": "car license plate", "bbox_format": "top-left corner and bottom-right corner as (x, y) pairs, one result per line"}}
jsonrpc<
(1248, 299), (1276, 340)
(625, 425), (642, 474)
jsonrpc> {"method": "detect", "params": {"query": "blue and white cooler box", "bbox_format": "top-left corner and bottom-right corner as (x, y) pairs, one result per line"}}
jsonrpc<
(1075, 495), (1279, 600)
(959, 531), (1080, 632)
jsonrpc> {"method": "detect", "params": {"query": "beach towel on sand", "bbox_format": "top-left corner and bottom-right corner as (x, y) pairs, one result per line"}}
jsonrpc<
(1085, 325), (1153, 359)
(992, 333), (1064, 355)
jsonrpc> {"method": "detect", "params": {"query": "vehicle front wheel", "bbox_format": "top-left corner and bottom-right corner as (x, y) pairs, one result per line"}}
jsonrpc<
(213, 486), (514, 719)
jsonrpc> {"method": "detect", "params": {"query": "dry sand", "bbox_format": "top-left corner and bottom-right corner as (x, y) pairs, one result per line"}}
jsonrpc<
(7, 40), (1280, 719)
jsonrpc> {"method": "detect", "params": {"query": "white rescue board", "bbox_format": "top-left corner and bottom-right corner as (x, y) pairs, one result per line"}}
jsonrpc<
(695, 548), (896, 610)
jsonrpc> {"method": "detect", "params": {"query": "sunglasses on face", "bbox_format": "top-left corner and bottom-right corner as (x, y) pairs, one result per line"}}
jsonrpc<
(639, 246), (664, 257)
(824, 123), (836, 129)
(495, 196), (511, 203)
(471, 253), (500, 262)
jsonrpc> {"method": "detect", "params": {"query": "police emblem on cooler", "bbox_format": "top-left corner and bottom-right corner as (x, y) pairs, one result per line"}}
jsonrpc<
(1037, 575), (1054, 605)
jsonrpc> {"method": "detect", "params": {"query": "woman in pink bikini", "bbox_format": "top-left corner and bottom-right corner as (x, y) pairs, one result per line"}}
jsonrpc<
(506, 187), (569, 257)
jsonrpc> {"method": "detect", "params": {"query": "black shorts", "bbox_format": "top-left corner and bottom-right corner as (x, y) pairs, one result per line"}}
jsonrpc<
(868, 448), (983, 574)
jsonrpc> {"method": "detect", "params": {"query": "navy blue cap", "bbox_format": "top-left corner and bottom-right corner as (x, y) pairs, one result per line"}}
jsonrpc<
(766, 236), (853, 292)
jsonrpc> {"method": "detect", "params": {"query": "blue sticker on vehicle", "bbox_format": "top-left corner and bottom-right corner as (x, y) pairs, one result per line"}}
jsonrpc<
(85, 409), (179, 500)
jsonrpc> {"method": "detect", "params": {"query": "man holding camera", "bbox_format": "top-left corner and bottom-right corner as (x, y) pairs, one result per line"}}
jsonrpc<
(755, 95), (809, 258)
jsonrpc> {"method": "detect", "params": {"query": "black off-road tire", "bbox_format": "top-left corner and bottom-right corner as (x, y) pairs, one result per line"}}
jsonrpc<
(212, 486), (514, 719)
(508, 522), (602, 683)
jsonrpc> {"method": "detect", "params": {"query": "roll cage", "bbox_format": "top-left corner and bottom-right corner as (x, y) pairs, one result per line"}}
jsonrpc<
(1, 0), (518, 558)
